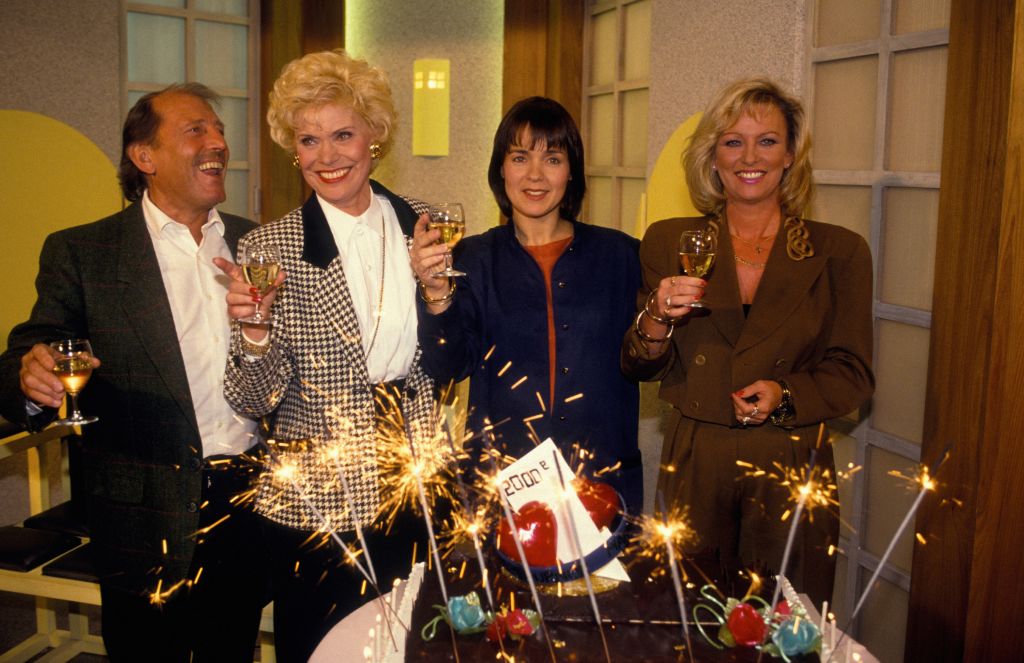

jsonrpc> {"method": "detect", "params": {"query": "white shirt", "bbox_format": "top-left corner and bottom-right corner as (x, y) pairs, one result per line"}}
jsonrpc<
(319, 193), (418, 383)
(142, 191), (258, 457)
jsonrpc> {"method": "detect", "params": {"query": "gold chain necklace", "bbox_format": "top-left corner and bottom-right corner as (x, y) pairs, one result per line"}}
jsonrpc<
(365, 209), (386, 357)
(730, 230), (776, 255)
(733, 254), (767, 269)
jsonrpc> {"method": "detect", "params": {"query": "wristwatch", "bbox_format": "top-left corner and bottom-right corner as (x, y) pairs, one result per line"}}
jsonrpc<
(770, 379), (795, 426)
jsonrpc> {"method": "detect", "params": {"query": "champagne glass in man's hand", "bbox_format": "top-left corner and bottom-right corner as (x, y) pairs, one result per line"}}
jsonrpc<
(50, 339), (99, 425)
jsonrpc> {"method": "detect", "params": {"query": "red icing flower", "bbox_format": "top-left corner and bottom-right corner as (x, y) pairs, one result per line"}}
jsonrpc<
(774, 600), (792, 622)
(505, 609), (534, 636)
(727, 602), (767, 646)
(485, 615), (507, 643)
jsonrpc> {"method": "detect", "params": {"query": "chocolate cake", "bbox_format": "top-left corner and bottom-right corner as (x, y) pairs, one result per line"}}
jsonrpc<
(404, 552), (820, 662)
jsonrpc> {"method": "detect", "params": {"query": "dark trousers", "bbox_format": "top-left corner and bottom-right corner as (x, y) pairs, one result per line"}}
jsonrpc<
(261, 507), (428, 663)
(100, 456), (269, 663)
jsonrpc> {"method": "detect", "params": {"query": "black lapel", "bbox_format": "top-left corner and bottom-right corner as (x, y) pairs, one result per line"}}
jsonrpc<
(116, 204), (200, 434)
(370, 179), (420, 235)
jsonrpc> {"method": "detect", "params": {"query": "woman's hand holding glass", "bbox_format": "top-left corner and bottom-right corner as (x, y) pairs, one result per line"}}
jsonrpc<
(411, 214), (456, 310)
(213, 255), (287, 342)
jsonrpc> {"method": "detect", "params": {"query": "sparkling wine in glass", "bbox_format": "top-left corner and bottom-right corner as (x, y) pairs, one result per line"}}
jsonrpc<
(50, 339), (98, 426)
(239, 241), (281, 325)
(678, 229), (717, 309)
(428, 203), (466, 278)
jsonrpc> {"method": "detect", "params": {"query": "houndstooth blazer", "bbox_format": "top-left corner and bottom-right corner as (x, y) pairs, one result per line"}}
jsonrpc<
(224, 181), (438, 531)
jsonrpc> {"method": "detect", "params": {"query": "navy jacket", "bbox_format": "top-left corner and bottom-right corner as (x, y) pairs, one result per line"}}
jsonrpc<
(417, 220), (644, 512)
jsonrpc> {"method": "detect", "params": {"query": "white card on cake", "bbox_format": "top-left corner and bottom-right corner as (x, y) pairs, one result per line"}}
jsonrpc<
(496, 439), (629, 581)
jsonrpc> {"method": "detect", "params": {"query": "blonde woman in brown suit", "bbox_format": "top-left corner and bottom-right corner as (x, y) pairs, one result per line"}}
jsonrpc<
(621, 78), (874, 605)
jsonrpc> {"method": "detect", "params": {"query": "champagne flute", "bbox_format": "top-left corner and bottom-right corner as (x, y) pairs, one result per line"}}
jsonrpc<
(50, 339), (99, 426)
(239, 241), (281, 324)
(677, 229), (717, 309)
(428, 203), (466, 278)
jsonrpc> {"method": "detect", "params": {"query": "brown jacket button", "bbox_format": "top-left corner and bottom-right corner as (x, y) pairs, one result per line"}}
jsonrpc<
(694, 354), (706, 366)
(690, 400), (700, 410)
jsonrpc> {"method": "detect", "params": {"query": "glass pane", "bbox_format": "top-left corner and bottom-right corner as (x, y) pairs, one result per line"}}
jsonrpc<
(813, 56), (878, 170)
(133, 0), (185, 6)
(894, 0), (950, 33)
(219, 97), (249, 163)
(222, 170), (249, 218)
(882, 188), (939, 310)
(887, 47), (947, 172)
(127, 13), (185, 84)
(621, 89), (649, 168)
(859, 559), (910, 663)
(587, 176), (613, 228)
(812, 185), (871, 241)
(865, 447), (920, 573)
(623, 0), (651, 80)
(874, 320), (929, 444)
(815, 0), (881, 47)
(590, 9), (616, 86)
(128, 89), (148, 110)
(195, 0), (249, 17)
(588, 94), (615, 168)
(196, 21), (248, 89)
(831, 430), (857, 540)
(619, 177), (646, 235)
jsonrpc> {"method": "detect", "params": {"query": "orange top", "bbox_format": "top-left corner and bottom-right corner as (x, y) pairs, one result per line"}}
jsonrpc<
(523, 236), (573, 409)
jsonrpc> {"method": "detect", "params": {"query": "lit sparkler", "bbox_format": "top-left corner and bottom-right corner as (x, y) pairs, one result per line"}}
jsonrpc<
(656, 491), (695, 660)
(828, 463), (938, 662)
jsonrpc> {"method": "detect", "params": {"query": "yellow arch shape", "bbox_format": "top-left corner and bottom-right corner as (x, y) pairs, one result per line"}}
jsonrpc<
(634, 112), (703, 238)
(0, 110), (122, 350)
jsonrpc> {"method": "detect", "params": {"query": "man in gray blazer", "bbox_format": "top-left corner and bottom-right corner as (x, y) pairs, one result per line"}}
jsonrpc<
(0, 83), (266, 661)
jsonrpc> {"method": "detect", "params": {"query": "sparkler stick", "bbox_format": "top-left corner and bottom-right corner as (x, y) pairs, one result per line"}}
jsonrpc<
(657, 491), (694, 660)
(272, 458), (407, 649)
(552, 449), (611, 663)
(768, 446), (819, 618)
(495, 485), (558, 663)
(827, 467), (935, 662)
(331, 454), (379, 586)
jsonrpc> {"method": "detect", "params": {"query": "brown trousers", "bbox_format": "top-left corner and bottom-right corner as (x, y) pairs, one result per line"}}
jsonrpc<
(657, 412), (839, 607)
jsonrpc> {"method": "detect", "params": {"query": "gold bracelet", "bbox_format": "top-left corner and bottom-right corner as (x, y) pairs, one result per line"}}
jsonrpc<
(240, 336), (271, 357)
(419, 279), (456, 305)
(634, 310), (673, 343)
(644, 291), (674, 325)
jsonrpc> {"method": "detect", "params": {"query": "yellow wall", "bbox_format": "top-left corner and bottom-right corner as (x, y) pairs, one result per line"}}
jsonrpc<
(1, 110), (122, 351)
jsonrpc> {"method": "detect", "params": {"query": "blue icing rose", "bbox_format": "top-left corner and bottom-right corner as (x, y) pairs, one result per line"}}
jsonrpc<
(448, 592), (487, 632)
(771, 617), (819, 658)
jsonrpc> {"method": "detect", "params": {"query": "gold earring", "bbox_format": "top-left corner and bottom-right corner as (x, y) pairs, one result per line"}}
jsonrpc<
(369, 142), (383, 160)
(291, 154), (300, 169)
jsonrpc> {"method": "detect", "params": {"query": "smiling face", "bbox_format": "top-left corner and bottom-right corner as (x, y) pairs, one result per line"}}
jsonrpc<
(713, 103), (793, 211)
(137, 91), (229, 225)
(294, 103), (376, 215)
(501, 129), (571, 227)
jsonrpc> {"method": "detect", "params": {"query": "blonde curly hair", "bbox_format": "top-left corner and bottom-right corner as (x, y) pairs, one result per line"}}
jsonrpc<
(683, 78), (814, 221)
(267, 49), (396, 158)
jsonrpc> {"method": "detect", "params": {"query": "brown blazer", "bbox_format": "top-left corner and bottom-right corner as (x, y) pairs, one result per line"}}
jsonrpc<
(622, 216), (874, 428)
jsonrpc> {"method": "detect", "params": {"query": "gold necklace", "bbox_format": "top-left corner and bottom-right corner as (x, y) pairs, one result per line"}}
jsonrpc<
(365, 209), (386, 357)
(734, 254), (767, 269)
(730, 230), (777, 255)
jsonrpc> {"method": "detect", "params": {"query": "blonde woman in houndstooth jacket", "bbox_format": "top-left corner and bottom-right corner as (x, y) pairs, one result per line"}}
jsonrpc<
(216, 50), (440, 663)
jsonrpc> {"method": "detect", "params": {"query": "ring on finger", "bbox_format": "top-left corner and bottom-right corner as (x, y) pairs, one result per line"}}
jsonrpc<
(666, 295), (672, 309)
(751, 406), (760, 417)
(670, 276), (677, 286)
(741, 416), (751, 426)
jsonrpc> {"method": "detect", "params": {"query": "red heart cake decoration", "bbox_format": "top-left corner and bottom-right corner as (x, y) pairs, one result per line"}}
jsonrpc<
(573, 477), (620, 530)
(497, 500), (558, 567)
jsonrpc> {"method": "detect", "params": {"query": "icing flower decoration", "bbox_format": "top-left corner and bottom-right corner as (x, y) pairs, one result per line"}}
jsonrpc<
(693, 585), (820, 660)
(448, 593), (487, 632)
(726, 602), (768, 646)
(486, 608), (540, 643)
(422, 592), (539, 646)
(771, 617), (820, 659)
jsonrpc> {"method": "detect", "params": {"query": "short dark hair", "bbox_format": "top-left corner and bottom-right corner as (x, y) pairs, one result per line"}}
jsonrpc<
(118, 82), (221, 202)
(487, 96), (586, 222)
